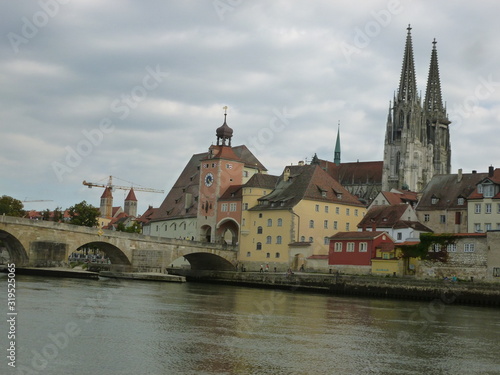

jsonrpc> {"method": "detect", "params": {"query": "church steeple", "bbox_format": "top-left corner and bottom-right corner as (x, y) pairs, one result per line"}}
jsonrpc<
(398, 25), (418, 103)
(334, 122), (341, 166)
(424, 38), (446, 121)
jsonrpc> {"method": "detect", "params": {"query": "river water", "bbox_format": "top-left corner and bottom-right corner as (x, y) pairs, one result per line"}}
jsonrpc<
(1, 274), (499, 375)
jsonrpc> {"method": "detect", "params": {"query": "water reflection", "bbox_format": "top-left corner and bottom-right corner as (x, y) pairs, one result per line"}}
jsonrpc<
(1, 276), (499, 375)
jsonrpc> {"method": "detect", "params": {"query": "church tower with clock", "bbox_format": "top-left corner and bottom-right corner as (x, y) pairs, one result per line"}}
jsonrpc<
(197, 108), (245, 242)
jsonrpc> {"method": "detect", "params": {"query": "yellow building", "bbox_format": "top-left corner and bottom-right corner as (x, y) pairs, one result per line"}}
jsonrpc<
(239, 164), (366, 271)
(371, 241), (419, 276)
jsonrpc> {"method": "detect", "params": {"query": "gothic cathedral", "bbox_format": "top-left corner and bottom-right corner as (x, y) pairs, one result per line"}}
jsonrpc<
(382, 25), (451, 192)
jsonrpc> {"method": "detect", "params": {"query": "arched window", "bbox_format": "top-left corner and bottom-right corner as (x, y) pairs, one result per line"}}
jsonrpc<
(300, 236), (305, 242)
(309, 220), (314, 228)
(276, 236), (282, 244)
(266, 236), (272, 244)
(267, 219), (272, 227)
(309, 237), (313, 243)
(256, 242), (262, 250)
(257, 226), (263, 234)
(277, 218), (283, 227)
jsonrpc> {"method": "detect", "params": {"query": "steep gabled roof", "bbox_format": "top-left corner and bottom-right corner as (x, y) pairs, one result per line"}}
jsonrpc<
(251, 164), (364, 211)
(219, 185), (243, 201)
(150, 145), (266, 221)
(418, 172), (487, 210)
(382, 189), (418, 205)
(244, 173), (279, 189)
(358, 204), (411, 228)
(319, 159), (383, 186)
(468, 168), (500, 199)
(125, 188), (137, 202)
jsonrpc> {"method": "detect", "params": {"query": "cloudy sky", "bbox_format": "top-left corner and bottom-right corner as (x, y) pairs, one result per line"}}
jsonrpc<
(1, 0), (500, 215)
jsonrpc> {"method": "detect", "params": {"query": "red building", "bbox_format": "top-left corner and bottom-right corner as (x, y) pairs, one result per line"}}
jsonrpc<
(329, 231), (395, 274)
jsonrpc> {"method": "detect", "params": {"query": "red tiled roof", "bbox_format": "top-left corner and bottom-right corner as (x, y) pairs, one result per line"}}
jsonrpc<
(100, 187), (113, 199)
(330, 231), (390, 240)
(125, 188), (137, 202)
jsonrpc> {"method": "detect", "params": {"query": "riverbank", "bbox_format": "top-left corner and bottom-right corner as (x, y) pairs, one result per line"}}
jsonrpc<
(99, 271), (186, 282)
(0, 266), (99, 279)
(170, 269), (500, 307)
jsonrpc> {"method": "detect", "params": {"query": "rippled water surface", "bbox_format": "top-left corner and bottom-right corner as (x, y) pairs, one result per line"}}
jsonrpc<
(1, 275), (499, 375)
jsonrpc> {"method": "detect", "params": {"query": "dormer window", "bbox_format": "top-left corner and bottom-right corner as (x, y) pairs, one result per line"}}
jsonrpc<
(431, 196), (439, 204)
(457, 197), (465, 205)
(483, 183), (495, 198)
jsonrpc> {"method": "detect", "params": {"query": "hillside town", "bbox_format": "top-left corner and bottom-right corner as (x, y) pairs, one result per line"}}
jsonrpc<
(17, 27), (500, 283)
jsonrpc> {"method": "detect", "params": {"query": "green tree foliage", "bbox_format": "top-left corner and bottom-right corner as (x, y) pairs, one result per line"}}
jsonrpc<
(116, 221), (142, 234)
(400, 233), (455, 263)
(52, 207), (63, 222)
(0, 195), (25, 217)
(68, 201), (100, 227)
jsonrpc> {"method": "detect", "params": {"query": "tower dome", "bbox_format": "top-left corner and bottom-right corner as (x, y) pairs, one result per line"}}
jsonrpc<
(216, 106), (233, 146)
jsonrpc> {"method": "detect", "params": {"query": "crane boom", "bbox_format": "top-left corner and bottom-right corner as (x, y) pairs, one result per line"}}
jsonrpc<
(82, 176), (164, 193)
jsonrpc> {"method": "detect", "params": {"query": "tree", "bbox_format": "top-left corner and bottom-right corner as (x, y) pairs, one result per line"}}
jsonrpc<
(0, 195), (25, 217)
(52, 207), (63, 222)
(68, 201), (100, 227)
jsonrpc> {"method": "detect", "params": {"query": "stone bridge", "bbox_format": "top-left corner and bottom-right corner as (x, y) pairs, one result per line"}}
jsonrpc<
(0, 215), (237, 272)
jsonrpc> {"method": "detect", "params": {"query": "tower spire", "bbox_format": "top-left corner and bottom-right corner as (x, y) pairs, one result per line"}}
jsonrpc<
(398, 24), (418, 103)
(424, 38), (445, 118)
(334, 121), (341, 166)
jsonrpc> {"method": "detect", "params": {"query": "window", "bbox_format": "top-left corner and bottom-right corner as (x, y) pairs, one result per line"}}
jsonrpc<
(334, 242), (342, 252)
(474, 223), (481, 232)
(300, 236), (305, 242)
(243, 170), (249, 177)
(325, 206), (329, 213)
(475, 204), (481, 214)
(397, 232), (402, 241)
(277, 218), (283, 227)
(478, 184), (483, 194)
(266, 253), (270, 258)
(486, 223), (492, 231)
(498, 203), (500, 214)
(346, 208), (350, 216)
(221, 203), (228, 212)
(335, 207), (340, 214)
(359, 242), (368, 252)
(457, 197), (465, 205)
(464, 243), (475, 252)
(256, 242), (262, 250)
(324, 237), (329, 245)
(276, 236), (282, 244)
(345, 223), (350, 231)
(324, 220), (328, 229)
(493, 268), (500, 277)
(226, 163), (232, 169)
(309, 220), (314, 228)
(315, 204), (319, 212)
(243, 203), (248, 210)
(334, 221), (338, 230)
(431, 196), (439, 204)
(440, 215), (446, 224)
(433, 244), (441, 252)
(347, 242), (354, 252)
(259, 213), (263, 218)
(309, 237), (314, 243)
(242, 218), (246, 226)
(275, 252), (280, 258)
(355, 209), (359, 216)
(257, 226), (263, 234)
(267, 219), (272, 227)
(424, 214), (430, 222)
(246, 251), (251, 257)
(266, 236), (272, 244)
(447, 243), (457, 252)
(229, 203), (237, 212)
(484, 184), (495, 198)
(486, 203), (492, 214)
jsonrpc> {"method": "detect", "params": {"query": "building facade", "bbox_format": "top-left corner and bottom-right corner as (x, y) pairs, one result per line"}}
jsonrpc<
(382, 26), (451, 192)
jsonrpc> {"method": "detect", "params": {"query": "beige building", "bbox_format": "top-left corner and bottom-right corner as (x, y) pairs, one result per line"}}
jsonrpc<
(240, 163), (366, 272)
(467, 167), (500, 233)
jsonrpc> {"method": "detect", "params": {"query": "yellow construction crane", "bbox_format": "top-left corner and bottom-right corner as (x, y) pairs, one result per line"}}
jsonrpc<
(82, 176), (164, 194)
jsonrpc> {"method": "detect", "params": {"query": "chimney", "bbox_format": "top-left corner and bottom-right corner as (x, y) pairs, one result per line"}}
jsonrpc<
(489, 165), (494, 177)
(472, 170), (477, 174)
(284, 168), (290, 182)
(298, 161), (304, 166)
(457, 168), (462, 182)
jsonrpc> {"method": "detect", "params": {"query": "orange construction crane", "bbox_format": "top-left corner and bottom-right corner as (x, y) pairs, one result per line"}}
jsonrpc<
(82, 176), (164, 194)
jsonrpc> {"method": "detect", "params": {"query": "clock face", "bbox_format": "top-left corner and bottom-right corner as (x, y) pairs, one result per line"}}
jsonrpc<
(205, 172), (214, 187)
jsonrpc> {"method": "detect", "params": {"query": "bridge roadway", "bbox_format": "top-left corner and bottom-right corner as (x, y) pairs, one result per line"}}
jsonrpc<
(0, 215), (237, 272)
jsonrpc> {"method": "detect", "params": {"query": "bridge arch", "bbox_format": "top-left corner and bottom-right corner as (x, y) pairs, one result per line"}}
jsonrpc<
(74, 241), (131, 265)
(182, 252), (235, 271)
(0, 229), (29, 265)
(216, 218), (239, 245)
